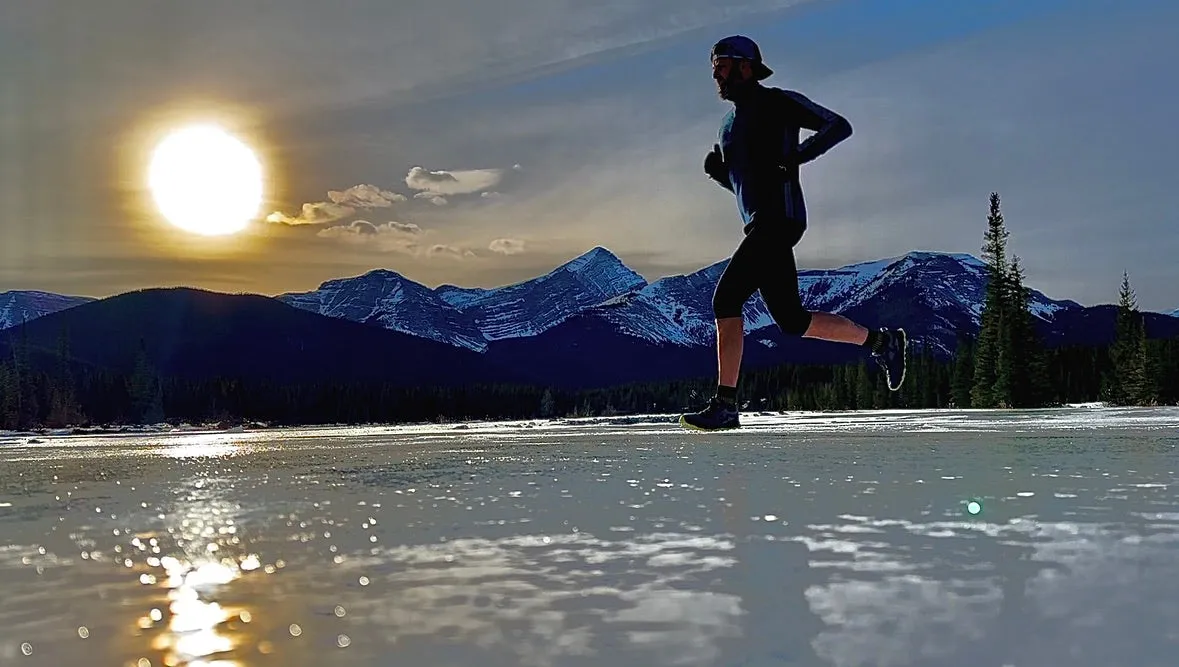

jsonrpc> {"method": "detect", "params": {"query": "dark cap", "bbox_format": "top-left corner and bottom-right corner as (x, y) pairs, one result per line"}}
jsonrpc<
(710, 35), (773, 80)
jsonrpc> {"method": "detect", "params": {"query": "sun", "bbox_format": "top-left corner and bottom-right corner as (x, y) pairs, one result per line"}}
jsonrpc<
(147, 124), (263, 236)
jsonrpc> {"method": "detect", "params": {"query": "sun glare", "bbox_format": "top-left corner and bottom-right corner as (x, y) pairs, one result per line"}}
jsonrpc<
(148, 124), (263, 236)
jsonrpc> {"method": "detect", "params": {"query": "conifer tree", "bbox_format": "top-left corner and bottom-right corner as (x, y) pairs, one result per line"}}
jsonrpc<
(128, 338), (165, 424)
(855, 361), (874, 409)
(1003, 256), (1051, 407)
(0, 359), (14, 430)
(1137, 327), (1159, 406)
(951, 332), (975, 408)
(47, 326), (84, 427)
(1109, 272), (1154, 405)
(972, 192), (1010, 407)
(540, 388), (556, 417)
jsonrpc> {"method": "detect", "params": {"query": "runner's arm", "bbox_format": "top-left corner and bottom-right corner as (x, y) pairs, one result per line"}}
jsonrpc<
(780, 89), (852, 165)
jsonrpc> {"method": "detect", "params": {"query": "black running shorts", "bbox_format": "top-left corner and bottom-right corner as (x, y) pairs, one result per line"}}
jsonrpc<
(711, 220), (813, 336)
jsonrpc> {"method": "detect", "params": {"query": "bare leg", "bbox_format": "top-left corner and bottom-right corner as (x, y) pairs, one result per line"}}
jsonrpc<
(716, 316), (744, 386)
(802, 311), (869, 345)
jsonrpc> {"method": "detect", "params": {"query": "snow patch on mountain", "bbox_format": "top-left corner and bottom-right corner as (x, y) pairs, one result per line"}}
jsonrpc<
(0, 290), (95, 329)
(580, 250), (1079, 349)
(430, 246), (647, 341)
(278, 269), (488, 351)
(279, 246), (648, 349)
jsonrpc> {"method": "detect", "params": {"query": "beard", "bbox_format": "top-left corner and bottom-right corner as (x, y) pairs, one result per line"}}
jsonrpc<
(716, 71), (752, 100)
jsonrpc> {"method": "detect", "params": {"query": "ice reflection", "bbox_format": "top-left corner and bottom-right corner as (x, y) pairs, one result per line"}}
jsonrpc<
(337, 531), (744, 666)
(796, 512), (1179, 667)
(128, 479), (261, 666)
(153, 433), (245, 459)
(149, 557), (241, 666)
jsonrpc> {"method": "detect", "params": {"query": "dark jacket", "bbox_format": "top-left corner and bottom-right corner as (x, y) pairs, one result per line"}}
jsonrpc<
(712, 84), (852, 230)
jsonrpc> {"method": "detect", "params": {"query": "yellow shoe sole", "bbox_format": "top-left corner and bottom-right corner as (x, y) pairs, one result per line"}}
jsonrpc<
(678, 415), (740, 431)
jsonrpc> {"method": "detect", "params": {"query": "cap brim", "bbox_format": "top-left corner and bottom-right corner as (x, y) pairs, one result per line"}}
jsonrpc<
(754, 62), (773, 80)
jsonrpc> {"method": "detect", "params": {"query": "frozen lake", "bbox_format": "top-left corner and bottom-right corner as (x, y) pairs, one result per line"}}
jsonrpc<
(1, 406), (1178, 666)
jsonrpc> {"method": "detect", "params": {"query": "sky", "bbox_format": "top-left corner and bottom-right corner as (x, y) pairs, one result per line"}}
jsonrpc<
(1, 0), (1176, 311)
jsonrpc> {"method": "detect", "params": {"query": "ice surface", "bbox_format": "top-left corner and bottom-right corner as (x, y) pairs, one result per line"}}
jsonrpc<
(1, 405), (1178, 666)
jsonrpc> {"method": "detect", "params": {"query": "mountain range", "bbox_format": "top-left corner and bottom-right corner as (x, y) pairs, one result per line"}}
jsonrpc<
(2, 247), (1177, 390)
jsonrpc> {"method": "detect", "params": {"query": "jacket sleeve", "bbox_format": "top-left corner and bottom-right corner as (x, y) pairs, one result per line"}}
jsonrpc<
(780, 89), (852, 165)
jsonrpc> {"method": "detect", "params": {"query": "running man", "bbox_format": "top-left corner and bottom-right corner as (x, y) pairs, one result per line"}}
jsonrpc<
(680, 35), (908, 431)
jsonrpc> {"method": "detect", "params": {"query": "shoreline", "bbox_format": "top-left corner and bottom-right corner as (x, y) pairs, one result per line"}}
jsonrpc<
(0, 401), (1125, 441)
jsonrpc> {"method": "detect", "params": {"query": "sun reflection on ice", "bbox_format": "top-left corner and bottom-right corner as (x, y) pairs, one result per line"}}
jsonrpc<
(126, 477), (269, 666)
(139, 555), (252, 666)
(154, 433), (246, 459)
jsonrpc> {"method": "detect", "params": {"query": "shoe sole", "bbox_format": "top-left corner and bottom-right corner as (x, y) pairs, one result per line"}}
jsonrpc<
(887, 328), (909, 391)
(678, 415), (740, 431)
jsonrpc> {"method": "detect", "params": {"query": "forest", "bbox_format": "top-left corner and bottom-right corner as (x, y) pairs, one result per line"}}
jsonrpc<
(1, 193), (1175, 430)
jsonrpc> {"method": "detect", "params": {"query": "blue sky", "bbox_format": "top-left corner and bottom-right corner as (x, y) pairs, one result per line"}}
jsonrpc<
(1, 0), (1176, 311)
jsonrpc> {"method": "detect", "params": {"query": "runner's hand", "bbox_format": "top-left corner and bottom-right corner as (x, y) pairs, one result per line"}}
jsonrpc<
(704, 144), (725, 180)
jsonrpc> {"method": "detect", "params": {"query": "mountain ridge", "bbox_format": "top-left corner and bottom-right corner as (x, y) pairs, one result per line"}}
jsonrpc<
(4, 248), (1178, 391)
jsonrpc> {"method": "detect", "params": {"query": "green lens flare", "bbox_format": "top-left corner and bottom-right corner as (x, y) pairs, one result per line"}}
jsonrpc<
(966, 499), (983, 515)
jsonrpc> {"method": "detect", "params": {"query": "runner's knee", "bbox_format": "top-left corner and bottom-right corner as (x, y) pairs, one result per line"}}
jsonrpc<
(712, 284), (744, 319)
(775, 307), (812, 336)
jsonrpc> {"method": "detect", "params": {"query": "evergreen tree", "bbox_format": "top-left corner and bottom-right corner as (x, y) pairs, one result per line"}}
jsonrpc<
(951, 333), (975, 408)
(972, 192), (1010, 408)
(1003, 256), (1051, 407)
(539, 388), (556, 417)
(855, 361), (874, 409)
(1109, 272), (1149, 405)
(12, 322), (38, 429)
(1137, 327), (1159, 406)
(128, 339), (165, 424)
(0, 359), (14, 430)
(46, 326), (84, 427)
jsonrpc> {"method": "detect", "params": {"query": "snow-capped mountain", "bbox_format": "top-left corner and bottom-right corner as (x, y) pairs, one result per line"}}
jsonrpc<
(279, 246), (647, 351)
(278, 269), (488, 351)
(583, 250), (1079, 353)
(6, 247), (1174, 391)
(276, 247), (1080, 358)
(434, 246), (647, 340)
(1169, 307), (1179, 318)
(0, 290), (94, 329)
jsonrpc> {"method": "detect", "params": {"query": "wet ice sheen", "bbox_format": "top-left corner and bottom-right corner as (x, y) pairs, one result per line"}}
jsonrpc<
(0, 405), (1177, 666)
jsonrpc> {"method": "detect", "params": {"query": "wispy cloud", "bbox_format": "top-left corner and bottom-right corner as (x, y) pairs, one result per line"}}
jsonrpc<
(405, 166), (504, 197)
(316, 219), (424, 254)
(327, 184), (406, 208)
(266, 202), (355, 226)
(429, 244), (475, 260)
(413, 192), (449, 206)
(315, 218), (485, 261)
(267, 183), (409, 226)
(488, 238), (526, 255)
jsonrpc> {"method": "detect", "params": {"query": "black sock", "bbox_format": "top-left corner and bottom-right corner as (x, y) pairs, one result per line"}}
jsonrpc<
(716, 384), (737, 404)
(863, 329), (884, 353)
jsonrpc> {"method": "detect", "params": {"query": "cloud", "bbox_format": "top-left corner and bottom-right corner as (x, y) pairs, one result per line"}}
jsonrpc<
(428, 244), (475, 259)
(413, 192), (449, 206)
(489, 238), (526, 255)
(481, 191), (502, 199)
(268, 183), (409, 226)
(316, 219), (476, 259)
(266, 202), (355, 226)
(405, 166), (504, 196)
(327, 184), (406, 208)
(316, 219), (423, 254)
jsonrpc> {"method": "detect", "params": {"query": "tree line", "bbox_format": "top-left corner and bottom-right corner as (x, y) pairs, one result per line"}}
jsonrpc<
(1, 193), (1175, 430)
